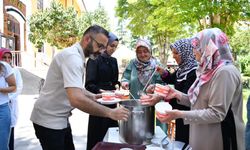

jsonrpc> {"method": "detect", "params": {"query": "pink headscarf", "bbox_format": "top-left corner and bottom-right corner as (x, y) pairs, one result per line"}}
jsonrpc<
(0, 48), (12, 60)
(188, 28), (233, 104)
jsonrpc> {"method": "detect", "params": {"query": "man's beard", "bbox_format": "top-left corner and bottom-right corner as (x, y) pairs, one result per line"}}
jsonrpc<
(84, 41), (101, 60)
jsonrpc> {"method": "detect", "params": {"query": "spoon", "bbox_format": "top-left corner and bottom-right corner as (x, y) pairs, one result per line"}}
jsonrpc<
(137, 68), (157, 96)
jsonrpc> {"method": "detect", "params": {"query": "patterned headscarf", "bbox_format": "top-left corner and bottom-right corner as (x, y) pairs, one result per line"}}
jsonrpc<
(135, 39), (152, 53)
(170, 38), (197, 82)
(134, 58), (157, 86)
(134, 39), (156, 86)
(188, 28), (233, 104)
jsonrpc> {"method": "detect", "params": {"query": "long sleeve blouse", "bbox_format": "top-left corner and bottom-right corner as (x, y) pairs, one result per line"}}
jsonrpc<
(121, 59), (164, 99)
(161, 69), (196, 110)
(178, 64), (244, 150)
(85, 55), (119, 94)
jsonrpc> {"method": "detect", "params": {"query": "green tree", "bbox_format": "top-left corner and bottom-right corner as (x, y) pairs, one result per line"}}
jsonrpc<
(231, 23), (250, 75)
(116, 0), (250, 63)
(79, 4), (110, 33)
(29, 1), (110, 49)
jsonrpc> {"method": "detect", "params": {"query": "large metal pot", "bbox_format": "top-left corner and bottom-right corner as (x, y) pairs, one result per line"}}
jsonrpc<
(118, 100), (155, 145)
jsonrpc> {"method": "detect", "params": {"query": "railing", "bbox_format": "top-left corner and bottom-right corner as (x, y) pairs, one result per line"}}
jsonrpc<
(10, 51), (22, 67)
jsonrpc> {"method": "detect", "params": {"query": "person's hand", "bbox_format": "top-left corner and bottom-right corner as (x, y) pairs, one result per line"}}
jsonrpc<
(168, 86), (183, 100)
(146, 84), (155, 94)
(94, 93), (102, 99)
(156, 109), (183, 123)
(139, 94), (162, 106)
(99, 89), (106, 93)
(108, 106), (130, 121)
(156, 66), (165, 75)
(121, 82), (129, 90)
(162, 85), (183, 100)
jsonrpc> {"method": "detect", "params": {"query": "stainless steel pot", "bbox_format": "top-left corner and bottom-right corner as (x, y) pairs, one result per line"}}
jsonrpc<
(118, 100), (155, 145)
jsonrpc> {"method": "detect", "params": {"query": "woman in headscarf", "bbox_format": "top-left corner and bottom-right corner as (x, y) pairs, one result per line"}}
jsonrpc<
(121, 39), (164, 98)
(121, 39), (167, 132)
(141, 28), (245, 150)
(0, 48), (16, 150)
(85, 32), (120, 150)
(143, 38), (197, 146)
(0, 48), (23, 150)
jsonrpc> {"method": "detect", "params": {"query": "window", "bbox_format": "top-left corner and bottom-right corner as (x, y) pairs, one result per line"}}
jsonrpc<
(7, 17), (20, 35)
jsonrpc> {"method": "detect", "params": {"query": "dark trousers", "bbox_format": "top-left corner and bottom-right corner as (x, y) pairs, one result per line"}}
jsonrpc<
(9, 127), (14, 150)
(33, 123), (75, 150)
(86, 104), (118, 150)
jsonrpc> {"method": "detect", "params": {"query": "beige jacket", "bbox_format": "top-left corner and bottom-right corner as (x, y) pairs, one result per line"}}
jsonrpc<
(179, 64), (245, 150)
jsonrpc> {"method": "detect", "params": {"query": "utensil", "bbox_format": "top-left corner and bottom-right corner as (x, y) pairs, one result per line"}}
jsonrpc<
(151, 135), (169, 148)
(142, 68), (157, 93)
(160, 135), (169, 149)
(137, 68), (157, 97)
(129, 91), (136, 100)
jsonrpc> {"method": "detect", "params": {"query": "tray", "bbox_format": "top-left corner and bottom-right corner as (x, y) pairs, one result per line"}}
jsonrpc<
(92, 142), (146, 150)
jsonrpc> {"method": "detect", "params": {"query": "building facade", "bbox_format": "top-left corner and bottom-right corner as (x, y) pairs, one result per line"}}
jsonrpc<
(0, 0), (86, 69)
(0, 0), (26, 66)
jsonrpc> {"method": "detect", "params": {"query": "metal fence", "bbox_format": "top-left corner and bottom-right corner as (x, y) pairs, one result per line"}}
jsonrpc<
(11, 51), (22, 67)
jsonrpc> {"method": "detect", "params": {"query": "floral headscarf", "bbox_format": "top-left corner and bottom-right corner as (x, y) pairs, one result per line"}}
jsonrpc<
(134, 58), (157, 86)
(188, 28), (233, 104)
(170, 38), (197, 82)
(134, 39), (156, 86)
(135, 39), (151, 53)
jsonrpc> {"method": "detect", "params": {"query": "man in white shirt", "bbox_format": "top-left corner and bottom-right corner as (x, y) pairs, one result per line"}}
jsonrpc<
(30, 25), (130, 150)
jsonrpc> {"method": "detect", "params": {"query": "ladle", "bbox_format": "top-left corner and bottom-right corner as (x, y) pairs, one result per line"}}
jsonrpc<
(137, 68), (157, 97)
(129, 91), (136, 100)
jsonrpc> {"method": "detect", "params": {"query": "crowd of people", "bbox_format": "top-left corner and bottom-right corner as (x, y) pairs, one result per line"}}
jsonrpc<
(0, 25), (249, 150)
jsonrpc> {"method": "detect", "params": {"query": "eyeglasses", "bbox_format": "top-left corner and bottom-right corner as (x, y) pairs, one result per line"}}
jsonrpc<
(90, 36), (106, 50)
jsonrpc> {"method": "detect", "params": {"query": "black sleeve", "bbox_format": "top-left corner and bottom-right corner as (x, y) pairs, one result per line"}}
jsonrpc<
(113, 58), (120, 86)
(180, 69), (197, 93)
(161, 70), (177, 85)
(85, 58), (100, 94)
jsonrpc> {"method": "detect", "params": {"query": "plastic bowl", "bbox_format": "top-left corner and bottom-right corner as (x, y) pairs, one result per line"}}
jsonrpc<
(155, 102), (172, 114)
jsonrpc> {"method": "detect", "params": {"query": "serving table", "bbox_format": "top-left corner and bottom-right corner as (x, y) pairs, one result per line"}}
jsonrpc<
(102, 126), (186, 150)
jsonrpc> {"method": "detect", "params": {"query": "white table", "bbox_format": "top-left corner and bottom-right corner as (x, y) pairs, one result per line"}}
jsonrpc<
(103, 126), (185, 150)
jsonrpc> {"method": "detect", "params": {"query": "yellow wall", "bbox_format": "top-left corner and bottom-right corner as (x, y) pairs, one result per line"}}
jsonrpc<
(58, 0), (82, 15)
